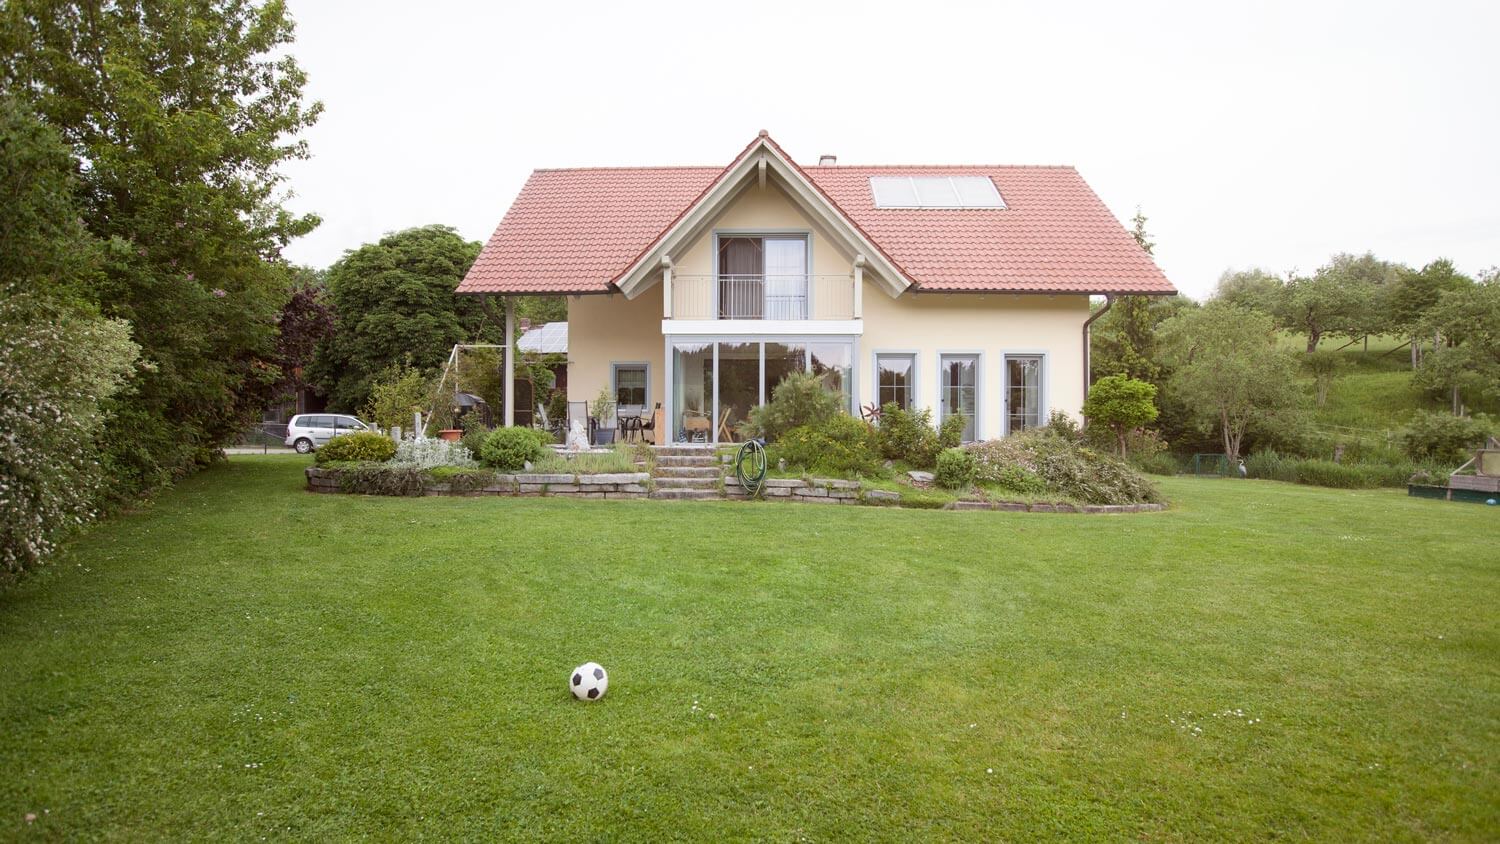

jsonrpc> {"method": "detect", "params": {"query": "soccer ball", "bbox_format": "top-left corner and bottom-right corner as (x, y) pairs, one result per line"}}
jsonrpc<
(570, 662), (608, 701)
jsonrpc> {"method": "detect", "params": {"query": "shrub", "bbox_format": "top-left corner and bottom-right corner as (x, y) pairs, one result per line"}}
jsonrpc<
(393, 437), (478, 469)
(0, 295), (140, 579)
(934, 447), (977, 489)
(315, 431), (397, 464)
(938, 413), (968, 449)
(1082, 375), (1159, 457)
(1131, 452), (1180, 476)
(360, 364), (434, 432)
(1401, 411), (1493, 464)
(1244, 450), (1432, 489)
(776, 415), (882, 477)
(966, 431), (1162, 505)
(335, 463), (429, 496)
(1042, 410), (1083, 442)
(876, 402), (941, 468)
(744, 372), (844, 442)
(479, 426), (546, 471)
(427, 466), (500, 492)
(991, 464), (1050, 495)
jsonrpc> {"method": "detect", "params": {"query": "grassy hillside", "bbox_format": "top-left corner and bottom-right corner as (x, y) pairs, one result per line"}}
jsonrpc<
(1281, 334), (1495, 452)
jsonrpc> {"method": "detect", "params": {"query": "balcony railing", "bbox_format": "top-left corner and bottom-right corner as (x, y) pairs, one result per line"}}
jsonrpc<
(670, 274), (856, 321)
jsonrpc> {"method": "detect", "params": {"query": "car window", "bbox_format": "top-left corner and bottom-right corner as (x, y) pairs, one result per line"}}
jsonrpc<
(311, 415), (334, 428)
(337, 416), (364, 429)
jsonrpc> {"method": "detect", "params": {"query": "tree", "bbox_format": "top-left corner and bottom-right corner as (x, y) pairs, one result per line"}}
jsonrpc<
(274, 268), (333, 412)
(1090, 209), (1162, 383)
(1273, 257), (1373, 352)
(1387, 259), (1474, 368)
(1160, 303), (1302, 461)
(0, 97), (140, 577)
(1212, 268), (1283, 315)
(311, 225), (490, 410)
(1413, 281), (1500, 413)
(1083, 375), (1159, 457)
(1304, 350), (1345, 407)
(2, 0), (321, 494)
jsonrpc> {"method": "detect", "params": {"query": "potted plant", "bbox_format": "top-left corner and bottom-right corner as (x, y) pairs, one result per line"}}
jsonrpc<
(590, 388), (616, 446)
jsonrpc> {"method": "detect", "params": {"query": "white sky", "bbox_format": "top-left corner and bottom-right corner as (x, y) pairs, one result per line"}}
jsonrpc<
(280, 0), (1499, 299)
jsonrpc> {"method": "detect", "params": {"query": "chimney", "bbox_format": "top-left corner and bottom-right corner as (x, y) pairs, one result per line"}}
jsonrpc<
(818, 154), (837, 166)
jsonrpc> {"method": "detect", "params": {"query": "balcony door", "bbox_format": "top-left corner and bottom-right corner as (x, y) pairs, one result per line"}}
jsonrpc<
(718, 235), (807, 320)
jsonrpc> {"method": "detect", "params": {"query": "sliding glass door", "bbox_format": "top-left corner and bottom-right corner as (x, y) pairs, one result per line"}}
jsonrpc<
(940, 354), (978, 443)
(717, 236), (807, 320)
(668, 338), (853, 444)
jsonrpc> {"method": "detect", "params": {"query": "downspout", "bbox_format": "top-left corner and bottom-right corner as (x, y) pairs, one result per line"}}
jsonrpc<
(1082, 295), (1114, 397)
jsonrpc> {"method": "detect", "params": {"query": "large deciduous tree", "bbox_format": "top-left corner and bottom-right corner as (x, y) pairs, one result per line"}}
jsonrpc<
(1160, 303), (1302, 461)
(1, 0), (321, 494)
(311, 225), (490, 411)
(1413, 280), (1500, 413)
(1387, 259), (1474, 369)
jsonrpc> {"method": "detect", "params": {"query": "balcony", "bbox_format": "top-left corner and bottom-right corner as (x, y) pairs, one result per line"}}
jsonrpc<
(668, 274), (857, 321)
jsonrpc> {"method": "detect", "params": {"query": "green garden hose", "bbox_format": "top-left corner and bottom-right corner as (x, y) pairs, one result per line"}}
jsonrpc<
(735, 439), (768, 497)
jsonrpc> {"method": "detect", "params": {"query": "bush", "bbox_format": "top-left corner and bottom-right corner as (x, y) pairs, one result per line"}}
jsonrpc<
(776, 415), (882, 477)
(934, 447), (977, 489)
(966, 431), (1162, 505)
(1244, 450), (1429, 489)
(361, 364), (434, 432)
(314, 431), (396, 464)
(938, 413), (967, 449)
(1131, 452), (1180, 476)
(335, 463), (429, 496)
(991, 464), (1050, 495)
(0, 295), (140, 579)
(427, 466), (500, 492)
(479, 426), (546, 471)
(744, 372), (844, 442)
(876, 402), (941, 468)
(393, 437), (478, 469)
(1401, 411), (1493, 464)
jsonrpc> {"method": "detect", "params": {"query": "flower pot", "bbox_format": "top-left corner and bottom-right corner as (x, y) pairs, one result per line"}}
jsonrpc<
(593, 428), (616, 446)
(438, 429), (463, 442)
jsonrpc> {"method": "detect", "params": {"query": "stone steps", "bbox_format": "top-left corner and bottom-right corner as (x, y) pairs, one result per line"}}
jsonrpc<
(655, 455), (719, 468)
(648, 488), (723, 501)
(653, 476), (720, 490)
(654, 465), (720, 478)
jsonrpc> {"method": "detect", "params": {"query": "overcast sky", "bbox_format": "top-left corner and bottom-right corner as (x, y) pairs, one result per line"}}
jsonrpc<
(279, 0), (1498, 299)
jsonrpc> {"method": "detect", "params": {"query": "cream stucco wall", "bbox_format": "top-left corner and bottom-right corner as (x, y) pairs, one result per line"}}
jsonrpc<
(567, 181), (1091, 442)
(566, 285), (665, 410)
(858, 288), (1090, 440)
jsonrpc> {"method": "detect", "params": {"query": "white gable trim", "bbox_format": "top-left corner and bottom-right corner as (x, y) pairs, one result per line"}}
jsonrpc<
(614, 138), (910, 300)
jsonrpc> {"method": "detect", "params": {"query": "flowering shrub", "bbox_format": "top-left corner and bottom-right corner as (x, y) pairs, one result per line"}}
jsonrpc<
(392, 437), (478, 469)
(966, 430), (1162, 505)
(875, 402), (941, 468)
(0, 295), (140, 578)
(315, 431), (397, 464)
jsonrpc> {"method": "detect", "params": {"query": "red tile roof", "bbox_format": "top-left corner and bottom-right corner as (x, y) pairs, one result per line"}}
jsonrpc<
(457, 140), (1175, 296)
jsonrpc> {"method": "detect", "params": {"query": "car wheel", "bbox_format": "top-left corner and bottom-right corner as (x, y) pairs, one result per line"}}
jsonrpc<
(294, 438), (313, 454)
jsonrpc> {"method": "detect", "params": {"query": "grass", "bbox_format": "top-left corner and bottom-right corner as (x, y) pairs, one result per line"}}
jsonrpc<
(2, 456), (1497, 840)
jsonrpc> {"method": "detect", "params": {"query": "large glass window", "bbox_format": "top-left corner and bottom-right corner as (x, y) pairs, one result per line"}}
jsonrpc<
(612, 364), (647, 407)
(940, 354), (978, 443)
(876, 353), (915, 410)
(809, 343), (852, 401)
(717, 236), (807, 319)
(672, 343), (713, 443)
(1005, 355), (1044, 434)
(763, 342), (807, 397)
(717, 342), (760, 441)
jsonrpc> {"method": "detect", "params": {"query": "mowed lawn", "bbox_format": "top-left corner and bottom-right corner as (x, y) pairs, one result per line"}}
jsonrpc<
(2, 458), (1497, 841)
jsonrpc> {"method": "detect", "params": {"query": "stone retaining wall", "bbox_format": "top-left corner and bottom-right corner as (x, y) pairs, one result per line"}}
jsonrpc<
(306, 466), (650, 499)
(725, 476), (1163, 512)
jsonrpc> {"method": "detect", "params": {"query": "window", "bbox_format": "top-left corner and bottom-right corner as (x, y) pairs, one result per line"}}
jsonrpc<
(876, 353), (915, 410)
(1005, 355), (1044, 433)
(870, 176), (1005, 209)
(613, 364), (647, 407)
(717, 235), (808, 319)
(940, 354), (979, 443)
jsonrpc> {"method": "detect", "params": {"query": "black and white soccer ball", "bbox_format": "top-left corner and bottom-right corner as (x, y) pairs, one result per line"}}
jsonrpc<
(570, 662), (608, 701)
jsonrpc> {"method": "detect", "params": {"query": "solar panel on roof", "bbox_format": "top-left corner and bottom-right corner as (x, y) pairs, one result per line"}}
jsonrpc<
(517, 321), (567, 354)
(870, 176), (1005, 209)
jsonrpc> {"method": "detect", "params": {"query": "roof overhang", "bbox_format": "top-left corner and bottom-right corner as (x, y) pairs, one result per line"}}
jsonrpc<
(613, 134), (912, 299)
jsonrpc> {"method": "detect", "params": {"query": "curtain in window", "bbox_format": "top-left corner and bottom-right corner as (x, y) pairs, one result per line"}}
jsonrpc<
(718, 238), (763, 319)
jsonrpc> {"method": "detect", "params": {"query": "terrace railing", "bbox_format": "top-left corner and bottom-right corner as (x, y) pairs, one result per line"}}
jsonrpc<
(670, 274), (856, 321)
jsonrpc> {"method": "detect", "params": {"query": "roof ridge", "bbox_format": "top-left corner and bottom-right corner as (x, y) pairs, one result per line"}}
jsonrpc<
(531, 165), (722, 173)
(812, 164), (1078, 170)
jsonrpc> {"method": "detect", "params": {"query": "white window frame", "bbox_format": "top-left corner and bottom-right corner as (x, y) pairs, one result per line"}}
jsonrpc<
(1002, 353), (1048, 436)
(872, 351), (919, 412)
(937, 351), (983, 443)
(611, 362), (650, 409)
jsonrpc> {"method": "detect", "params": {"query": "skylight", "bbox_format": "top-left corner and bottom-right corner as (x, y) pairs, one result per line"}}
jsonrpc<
(870, 176), (1005, 209)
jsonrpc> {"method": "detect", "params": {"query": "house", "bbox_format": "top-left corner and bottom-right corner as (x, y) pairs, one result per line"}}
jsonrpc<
(456, 132), (1174, 444)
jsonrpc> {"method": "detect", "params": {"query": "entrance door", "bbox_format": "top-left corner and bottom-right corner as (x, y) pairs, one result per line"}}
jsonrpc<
(939, 354), (978, 443)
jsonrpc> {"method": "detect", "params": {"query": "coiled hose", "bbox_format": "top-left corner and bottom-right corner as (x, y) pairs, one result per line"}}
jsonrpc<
(735, 438), (767, 497)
